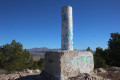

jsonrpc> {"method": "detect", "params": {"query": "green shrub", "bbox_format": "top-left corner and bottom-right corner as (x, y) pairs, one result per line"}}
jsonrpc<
(0, 40), (39, 73)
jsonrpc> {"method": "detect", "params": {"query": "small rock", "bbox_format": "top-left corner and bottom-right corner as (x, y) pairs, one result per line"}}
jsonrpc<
(97, 68), (107, 73)
(34, 69), (41, 73)
(26, 69), (33, 73)
(0, 69), (7, 75)
(108, 67), (120, 71)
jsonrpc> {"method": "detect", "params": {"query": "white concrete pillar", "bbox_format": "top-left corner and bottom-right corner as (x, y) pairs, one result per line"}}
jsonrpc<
(61, 6), (73, 50)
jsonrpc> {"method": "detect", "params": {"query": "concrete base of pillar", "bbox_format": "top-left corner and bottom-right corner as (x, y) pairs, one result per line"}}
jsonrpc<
(41, 51), (94, 80)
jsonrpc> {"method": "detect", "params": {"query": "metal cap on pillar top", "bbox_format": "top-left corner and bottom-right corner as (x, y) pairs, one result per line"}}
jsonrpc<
(61, 6), (73, 50)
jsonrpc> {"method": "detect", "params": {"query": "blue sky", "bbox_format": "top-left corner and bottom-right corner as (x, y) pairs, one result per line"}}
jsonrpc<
(0, 0), (120, 50)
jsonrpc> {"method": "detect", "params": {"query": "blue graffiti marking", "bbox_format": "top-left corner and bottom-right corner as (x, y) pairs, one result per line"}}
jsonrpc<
(74, 56), (80, 65)
(66, 55), (71, 64)
(64, 37), (68, 43)
(63, 44), (68, 50)
(86, 56), (93, 64)
(66, 55), (93, 65)
(68, 28), (73, 37)
(81, 56), (85, 63)
(62, 14), (67, 21)
(71, 38), (73, 47)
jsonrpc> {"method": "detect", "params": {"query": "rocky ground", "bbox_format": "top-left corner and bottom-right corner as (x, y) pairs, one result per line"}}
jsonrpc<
(0, 67), (120, 80)
(0, 69), (41, 80)
(68, 67), (120, 80)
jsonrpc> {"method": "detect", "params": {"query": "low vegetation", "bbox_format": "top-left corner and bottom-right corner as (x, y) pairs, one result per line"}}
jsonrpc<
(87, 32), (120, 68)
(0, 40), (45, 73)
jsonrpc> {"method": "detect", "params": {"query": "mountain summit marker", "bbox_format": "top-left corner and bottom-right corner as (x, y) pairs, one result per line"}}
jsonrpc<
(61, 6), (73, 50)
(40, 6), (94, 80)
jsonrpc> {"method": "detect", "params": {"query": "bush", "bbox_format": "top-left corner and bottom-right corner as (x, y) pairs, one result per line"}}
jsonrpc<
(94, 47), (108, 68)
(38, 58), (45, 71)
(94, 56), (108, 68)
(0, 40), (39, 73)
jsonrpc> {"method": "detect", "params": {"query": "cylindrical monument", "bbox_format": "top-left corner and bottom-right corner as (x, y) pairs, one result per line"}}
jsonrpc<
(61, 6), (73, 50)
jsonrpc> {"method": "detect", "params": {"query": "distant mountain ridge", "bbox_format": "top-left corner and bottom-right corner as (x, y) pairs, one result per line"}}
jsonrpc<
(27, 47), (60, 55)
(27, 47), (93, 55)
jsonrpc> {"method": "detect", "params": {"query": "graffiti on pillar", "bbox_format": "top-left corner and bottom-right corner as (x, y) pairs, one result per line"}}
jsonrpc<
(61, 6), (73, 50)
(62, 14), (67, 22)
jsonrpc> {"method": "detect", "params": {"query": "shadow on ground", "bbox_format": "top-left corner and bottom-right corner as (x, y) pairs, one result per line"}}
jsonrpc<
(15, 74), (41, 80)
(15, 71), (57, 80)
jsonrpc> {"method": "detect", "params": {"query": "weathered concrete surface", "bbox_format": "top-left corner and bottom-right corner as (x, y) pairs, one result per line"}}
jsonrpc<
(44, 51), (94, 80)
(61, 6), (73, 50)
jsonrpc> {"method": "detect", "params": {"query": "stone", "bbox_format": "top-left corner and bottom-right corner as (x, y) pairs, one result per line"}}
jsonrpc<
(97, 68), (107, 73)
(1, 67), (120, 80)
(42, 51), (94, 80)
(8, 74), (20, 80)
(107, 67), (120, 80)
(26, 69), (33, 73)
(92, 67), (120, 80)
(107, 66), (120, 71)
(0, 69), (7, 75)
(34, 69), (41, 73)
(94, 68), (108, 78)
(68, 73), (110, 80)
